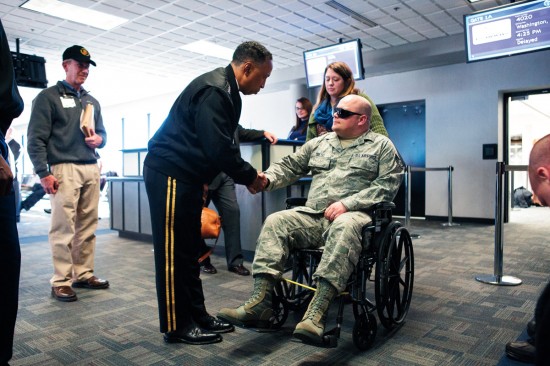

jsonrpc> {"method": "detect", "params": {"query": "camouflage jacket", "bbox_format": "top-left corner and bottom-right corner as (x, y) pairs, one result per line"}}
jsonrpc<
(264, 130), (404, 213)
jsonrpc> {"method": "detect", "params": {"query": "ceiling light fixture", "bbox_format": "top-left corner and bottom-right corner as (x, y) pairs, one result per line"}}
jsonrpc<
(21, 0), (128, 30)
(180, 40), (234, 60)
(466, 0), (484, 3)
(325, 1), (377, 28)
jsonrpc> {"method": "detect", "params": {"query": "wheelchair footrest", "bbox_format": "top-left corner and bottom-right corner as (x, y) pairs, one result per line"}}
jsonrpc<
(322, 327), (340, 348)
(232, 323), (281, 333)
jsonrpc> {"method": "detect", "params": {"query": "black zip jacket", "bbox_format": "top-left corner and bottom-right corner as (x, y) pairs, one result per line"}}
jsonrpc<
(144, 64), (257, 186)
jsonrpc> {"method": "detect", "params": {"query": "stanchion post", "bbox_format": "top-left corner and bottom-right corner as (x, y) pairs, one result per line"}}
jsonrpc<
(403, 165), (420, 238)
(404, 165), (411, 228)
(475, 161), (521, 286)
(442, 165), (459, 227)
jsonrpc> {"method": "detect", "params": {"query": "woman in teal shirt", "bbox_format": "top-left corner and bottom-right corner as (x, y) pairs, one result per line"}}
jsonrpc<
(306, 61), (387, 141)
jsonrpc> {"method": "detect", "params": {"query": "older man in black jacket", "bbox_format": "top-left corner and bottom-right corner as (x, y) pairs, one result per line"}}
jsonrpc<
(143, 41), (271, 345)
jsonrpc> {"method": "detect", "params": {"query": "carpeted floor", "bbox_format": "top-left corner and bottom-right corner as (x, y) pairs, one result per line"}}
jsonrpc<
(11, 199), (550, 365)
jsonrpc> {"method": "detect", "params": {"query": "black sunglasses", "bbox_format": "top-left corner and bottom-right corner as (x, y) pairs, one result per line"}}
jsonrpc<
(334, 107), (363, 119)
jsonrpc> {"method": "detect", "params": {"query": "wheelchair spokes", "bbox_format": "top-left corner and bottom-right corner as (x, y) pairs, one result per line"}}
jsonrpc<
(376, 223), (414, 329)
(270, 291), (288, 329)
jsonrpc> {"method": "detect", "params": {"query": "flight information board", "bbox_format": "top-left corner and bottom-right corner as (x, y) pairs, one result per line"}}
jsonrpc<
(464, 0), (550, 62)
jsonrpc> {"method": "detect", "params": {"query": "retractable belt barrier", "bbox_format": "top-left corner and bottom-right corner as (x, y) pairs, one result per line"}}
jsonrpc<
(404, 166), (458, 234)
(475, 162), (526, 286)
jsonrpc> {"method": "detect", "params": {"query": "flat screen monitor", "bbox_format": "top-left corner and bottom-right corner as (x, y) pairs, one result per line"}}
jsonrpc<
(464, 0), (550, 62)
(303, 39), (364, 88)
(11, 52), (48, 89)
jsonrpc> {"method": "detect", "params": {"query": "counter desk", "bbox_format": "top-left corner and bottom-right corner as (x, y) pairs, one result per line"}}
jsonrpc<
(108, 139), (308, 257)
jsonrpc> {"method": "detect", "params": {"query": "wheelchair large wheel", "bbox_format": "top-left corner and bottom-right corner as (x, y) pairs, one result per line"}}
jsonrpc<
(375, 221), (414, 329)
(270, 288), (289, 329)
(352, 304), (377, 351)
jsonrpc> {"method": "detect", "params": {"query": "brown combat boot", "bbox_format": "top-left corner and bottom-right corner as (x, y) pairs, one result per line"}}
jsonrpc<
(293, 279), (337, 344)
(217, 274), (275, 328)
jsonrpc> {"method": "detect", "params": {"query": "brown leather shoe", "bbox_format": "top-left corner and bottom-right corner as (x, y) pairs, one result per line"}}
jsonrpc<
(72, 276), (109, 289)
(228, 264), (250, 276)
(51, 286), (77, 302)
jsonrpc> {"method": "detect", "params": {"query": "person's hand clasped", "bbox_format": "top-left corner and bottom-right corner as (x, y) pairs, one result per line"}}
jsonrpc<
(0, 156), (14, 196)
(41, 175), (59, 195)
(324, 201), (348, 222)
(247, 172), (268, 194)
(84, 129), (103, 149)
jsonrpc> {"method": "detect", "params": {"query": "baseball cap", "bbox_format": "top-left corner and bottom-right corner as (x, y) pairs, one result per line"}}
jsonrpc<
(62, 45), (96, 66)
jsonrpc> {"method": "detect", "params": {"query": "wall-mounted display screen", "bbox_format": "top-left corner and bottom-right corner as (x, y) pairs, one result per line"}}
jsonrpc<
(303, 39), (364, 88)
(464, 0), (550, 62)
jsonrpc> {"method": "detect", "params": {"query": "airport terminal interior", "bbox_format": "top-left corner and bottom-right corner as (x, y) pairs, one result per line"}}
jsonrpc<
(3, 0), (550, 365)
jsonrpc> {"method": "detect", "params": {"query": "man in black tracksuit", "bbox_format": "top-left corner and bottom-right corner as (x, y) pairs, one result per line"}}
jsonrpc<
(0, 18), (24, 365)
(143, 41), (272, 345)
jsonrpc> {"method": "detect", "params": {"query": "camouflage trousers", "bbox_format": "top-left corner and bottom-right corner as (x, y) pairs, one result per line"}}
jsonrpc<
(252, 208), (372, 292)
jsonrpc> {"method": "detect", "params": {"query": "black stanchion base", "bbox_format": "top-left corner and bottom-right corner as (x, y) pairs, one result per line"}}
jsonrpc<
(475, 274), (522, 286)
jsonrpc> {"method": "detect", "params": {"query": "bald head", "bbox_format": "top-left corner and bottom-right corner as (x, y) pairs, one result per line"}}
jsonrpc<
(529, 134), (550, 206)
(332, 94), (372, 139)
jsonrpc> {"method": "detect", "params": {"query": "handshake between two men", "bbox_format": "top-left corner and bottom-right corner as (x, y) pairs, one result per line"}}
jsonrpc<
(247, 171), (268, 194)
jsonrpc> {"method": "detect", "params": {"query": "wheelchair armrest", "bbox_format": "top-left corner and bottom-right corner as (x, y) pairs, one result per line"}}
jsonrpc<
(286, 197), (308, 208)
(370, 201), (395, 234)
(371, 201), (395, 211)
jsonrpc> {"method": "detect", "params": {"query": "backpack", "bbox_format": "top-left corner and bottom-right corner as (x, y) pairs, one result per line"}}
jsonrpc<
(513, 186), (533, 208)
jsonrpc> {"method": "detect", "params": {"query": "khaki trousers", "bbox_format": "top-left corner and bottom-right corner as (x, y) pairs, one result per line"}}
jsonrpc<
(48, 163), (100, 286)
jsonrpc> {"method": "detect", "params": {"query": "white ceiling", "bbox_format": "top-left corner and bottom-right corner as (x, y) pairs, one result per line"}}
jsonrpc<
(1, 0), (511, 107)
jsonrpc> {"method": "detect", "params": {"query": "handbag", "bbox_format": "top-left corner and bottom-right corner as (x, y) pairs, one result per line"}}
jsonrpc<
(201, 206), (221, 239)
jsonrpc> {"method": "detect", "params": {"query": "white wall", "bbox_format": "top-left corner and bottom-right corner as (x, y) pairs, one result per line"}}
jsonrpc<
(241, 81), (308, 138)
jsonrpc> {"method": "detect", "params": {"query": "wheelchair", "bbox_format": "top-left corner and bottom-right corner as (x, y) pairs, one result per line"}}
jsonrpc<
(268, 198), (414, 351)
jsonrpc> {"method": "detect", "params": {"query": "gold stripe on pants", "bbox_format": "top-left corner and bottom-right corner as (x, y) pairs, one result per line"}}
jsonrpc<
(164, 177), (177, 332)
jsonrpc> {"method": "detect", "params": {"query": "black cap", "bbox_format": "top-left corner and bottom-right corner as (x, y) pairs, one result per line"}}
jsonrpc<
(62, 45), (96, 66)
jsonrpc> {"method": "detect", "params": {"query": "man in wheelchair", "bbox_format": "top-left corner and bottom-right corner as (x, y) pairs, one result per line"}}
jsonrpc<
(218, 94), (404, 345)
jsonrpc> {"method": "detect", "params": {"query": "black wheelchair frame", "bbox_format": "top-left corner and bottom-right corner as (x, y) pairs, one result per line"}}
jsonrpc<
(269, 200), (414, 351)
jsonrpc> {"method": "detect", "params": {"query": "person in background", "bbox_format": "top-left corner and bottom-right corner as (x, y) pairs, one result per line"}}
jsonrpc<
(505, 134), (550, 365)
(143, 41), (271, 345)
(199, 125), (278, 276)
(27, 45), (109, 303)
(6, 127), (21, 222)
(287, 97), (312, 141)
(0, 18), (24, 366)
(218, 95), (403, 345)
(19, 173), (46, 212)
(306, 61), (387, 141)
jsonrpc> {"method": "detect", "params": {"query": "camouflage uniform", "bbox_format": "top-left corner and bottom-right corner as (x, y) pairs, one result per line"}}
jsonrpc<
(253, 130), (403, 292)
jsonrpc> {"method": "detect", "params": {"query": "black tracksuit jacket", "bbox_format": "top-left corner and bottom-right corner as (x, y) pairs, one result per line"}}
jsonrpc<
(144, 64), (257, 186)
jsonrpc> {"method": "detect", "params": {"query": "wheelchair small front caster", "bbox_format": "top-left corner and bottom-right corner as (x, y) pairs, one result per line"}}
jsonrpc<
(352, 313), (377, 351)
(322, 334), (338, 348)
